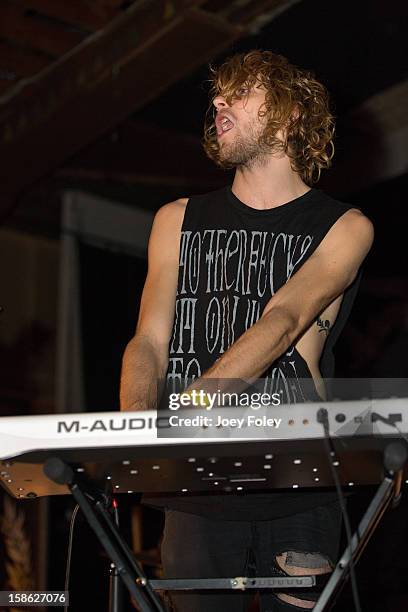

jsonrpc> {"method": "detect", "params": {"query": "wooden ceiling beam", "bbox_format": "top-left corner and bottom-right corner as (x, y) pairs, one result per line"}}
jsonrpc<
(0, 1), (84, 57)
(15, 0), (117, 32)
(0, 0), (242, 216)
(221, 0), (302, 27)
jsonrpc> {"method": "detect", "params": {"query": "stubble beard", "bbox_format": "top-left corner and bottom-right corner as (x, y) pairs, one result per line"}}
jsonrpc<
(218, 120), (271, 169)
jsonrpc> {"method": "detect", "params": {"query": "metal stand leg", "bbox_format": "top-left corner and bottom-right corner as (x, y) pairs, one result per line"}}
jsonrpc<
(109, 562), (124, 612)
(109, 500), (125, 612)
(44, 457), (165, 612)
(314, 441), (407, 612)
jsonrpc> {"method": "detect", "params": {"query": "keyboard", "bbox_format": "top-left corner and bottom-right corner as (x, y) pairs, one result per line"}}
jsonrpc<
(0, 398), (406, 499)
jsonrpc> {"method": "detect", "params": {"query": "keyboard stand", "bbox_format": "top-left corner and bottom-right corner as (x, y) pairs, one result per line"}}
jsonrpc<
(44, 441), (406, 612)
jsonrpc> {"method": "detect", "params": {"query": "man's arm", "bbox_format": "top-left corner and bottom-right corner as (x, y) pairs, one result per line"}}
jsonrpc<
(120, 199), (186, 411)
(191, 209), (374, 386)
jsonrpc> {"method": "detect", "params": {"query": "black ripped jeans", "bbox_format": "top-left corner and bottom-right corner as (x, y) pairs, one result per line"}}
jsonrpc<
(160, 502), (341, 611)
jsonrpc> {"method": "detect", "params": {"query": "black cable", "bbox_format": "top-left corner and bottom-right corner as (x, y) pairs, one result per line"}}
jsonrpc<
(64, 503), (80, 612)
(317, 408), (362, 612)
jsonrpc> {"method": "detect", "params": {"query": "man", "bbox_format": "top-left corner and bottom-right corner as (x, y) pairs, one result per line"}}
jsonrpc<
(120, 50), (373, 611)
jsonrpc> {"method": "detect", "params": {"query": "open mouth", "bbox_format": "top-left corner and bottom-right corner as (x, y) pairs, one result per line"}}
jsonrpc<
(216, 115), (234, 137)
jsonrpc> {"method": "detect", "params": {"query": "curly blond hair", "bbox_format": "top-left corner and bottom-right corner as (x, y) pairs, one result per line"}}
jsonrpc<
(203, 50), (335, 184)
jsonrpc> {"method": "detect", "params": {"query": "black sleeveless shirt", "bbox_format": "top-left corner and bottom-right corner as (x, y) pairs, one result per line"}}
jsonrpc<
(146, 185), (362, 519)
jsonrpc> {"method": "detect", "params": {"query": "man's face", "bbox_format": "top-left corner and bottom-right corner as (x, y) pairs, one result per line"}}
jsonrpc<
(213, 83), (271, 168)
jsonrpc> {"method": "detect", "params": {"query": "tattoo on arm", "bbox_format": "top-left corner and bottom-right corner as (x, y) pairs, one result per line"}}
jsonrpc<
(317, 316), (331, 336)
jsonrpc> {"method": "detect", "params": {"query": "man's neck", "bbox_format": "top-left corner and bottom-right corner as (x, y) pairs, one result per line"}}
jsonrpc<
(231, 154), (311, 210)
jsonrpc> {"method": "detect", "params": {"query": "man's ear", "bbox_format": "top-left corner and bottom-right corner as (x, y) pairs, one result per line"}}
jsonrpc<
(280, 105), (300, 131)
(289, 105), (300, 123)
